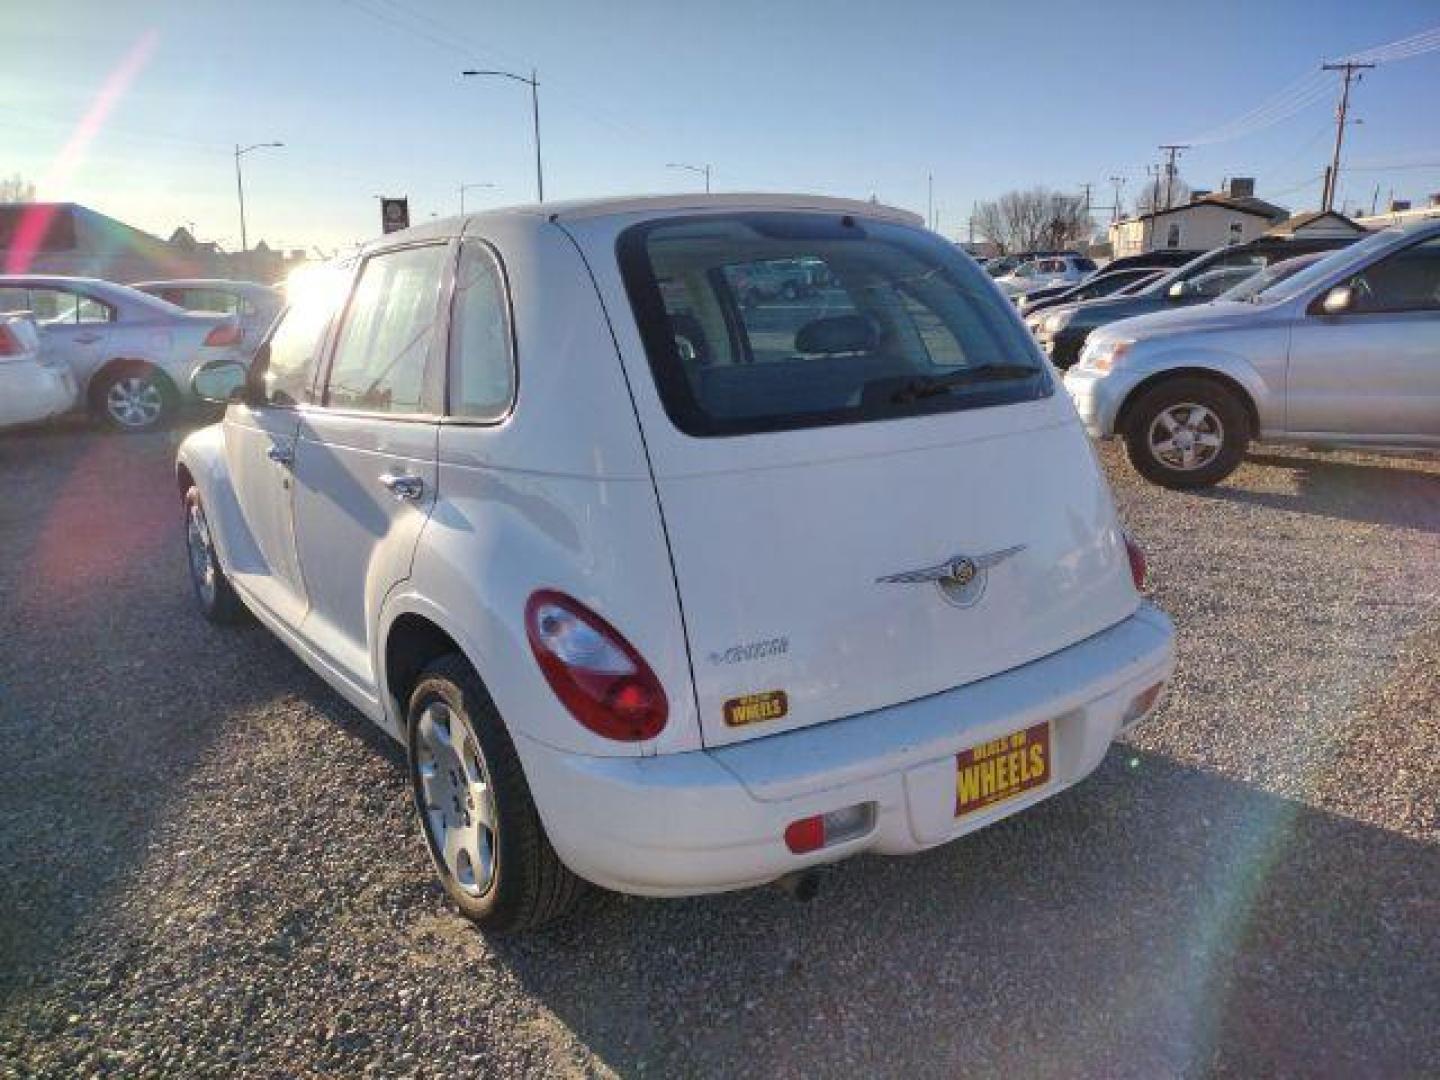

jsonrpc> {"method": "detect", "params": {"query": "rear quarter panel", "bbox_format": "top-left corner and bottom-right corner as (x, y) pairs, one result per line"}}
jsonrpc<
(391, 213), (700, 758)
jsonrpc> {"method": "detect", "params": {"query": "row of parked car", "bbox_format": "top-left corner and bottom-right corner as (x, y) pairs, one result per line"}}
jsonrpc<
(987, 221), (1440, 487)
(0, 276), (281, 433)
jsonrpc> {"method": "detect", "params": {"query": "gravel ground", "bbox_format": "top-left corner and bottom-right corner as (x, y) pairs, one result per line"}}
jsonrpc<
(1, 421), (1436, 1079)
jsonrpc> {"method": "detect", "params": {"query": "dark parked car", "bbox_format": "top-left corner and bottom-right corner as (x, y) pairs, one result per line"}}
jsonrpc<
(1017, 267), (1164, 318)
(1030, 236), (1360, 368)
(1099, 249), (1205, 275)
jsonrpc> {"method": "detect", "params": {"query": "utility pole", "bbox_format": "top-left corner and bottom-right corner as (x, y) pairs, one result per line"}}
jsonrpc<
(1079, 182), (1093, 218)
(927, 173), (934, 231)
(1109, 175), (1126, 223)
(1319, 60), (1374, 212)
(1158, 144), (1188, 210)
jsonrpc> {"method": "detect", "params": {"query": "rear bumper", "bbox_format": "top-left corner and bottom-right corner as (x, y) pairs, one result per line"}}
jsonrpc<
(518, 604), (1175, 897)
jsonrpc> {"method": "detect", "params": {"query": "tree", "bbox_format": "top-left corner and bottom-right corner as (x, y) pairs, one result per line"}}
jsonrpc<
(1134, 174), (1192, 216)
(0, 174), (36, 203)
(972, 187), (1094, 254)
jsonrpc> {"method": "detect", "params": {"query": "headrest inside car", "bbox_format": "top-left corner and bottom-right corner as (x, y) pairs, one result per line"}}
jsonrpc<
(794, 314), (879, 355)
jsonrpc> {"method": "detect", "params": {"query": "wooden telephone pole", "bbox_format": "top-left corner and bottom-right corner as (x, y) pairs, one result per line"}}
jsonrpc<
(1320, 61), (1374, 211)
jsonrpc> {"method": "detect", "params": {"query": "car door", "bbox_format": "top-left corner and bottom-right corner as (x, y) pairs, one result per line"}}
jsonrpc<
(219, 278), (341, 627)
(1285, 235), (1440, 440)
(28, 288), (113, 384)
(289, 241), (450, 690)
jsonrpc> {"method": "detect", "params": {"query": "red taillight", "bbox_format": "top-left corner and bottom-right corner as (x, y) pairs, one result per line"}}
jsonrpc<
(0, 324), (22, 357)
(1124, 533), (1148, 590)
(525, 590), (668, 741)
(784, 815), (826, 854)
(204, 323), (242, 347)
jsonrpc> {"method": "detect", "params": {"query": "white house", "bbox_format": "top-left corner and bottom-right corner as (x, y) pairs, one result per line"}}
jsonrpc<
(1109, 180), (1289, 257)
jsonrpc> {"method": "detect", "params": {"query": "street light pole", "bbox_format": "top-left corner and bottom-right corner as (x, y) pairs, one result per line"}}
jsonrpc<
(234, 141), (284, 253)
(462, 69), (544, 203)
(666, 162), (712, 193)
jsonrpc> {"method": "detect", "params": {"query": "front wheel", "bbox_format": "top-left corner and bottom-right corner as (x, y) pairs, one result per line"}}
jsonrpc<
(92, 365), (176, 432)
(407, 654), (584, 932)
(183, 487), (243, 623)
(1122, 377), (1250, 489)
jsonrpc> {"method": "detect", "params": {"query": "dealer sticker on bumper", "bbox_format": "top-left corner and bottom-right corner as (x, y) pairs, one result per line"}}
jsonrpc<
(955, 721), (1051, 817)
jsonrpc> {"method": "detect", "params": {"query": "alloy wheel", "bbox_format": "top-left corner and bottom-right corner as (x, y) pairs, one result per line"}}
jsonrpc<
(1148, 403), (1224, 471)
(106, 376), (164, 429)
(415, 702), (498, 896)
(186, 501), (217, 607)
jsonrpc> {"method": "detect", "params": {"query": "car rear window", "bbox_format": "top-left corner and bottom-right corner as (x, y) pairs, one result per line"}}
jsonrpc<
(617, 213), (1050, 436)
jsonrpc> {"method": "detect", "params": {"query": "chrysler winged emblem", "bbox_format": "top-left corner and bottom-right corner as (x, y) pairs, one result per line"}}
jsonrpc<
(877, 545), (1026, 608)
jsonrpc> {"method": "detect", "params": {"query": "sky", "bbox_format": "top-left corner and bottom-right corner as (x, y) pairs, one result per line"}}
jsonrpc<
(4, 0), (1439, 253)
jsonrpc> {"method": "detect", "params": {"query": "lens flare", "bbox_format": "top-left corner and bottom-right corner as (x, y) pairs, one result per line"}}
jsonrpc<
(5, 29), (160, 274)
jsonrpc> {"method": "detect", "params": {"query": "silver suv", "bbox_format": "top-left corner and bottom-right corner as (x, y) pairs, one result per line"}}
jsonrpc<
(1065, 218), (1440, 487)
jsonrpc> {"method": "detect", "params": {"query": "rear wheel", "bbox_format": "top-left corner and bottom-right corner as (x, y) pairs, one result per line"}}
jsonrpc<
(1123, 377), (1250, 489)
(407, 654), (584, 932)
(92, 364), (176, 432)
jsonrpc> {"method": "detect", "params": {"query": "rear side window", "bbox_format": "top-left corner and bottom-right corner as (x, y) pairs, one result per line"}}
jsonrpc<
(325, 244), (447, 415)
(618, 213), (1048, 436)
(448, 240), (515, 421)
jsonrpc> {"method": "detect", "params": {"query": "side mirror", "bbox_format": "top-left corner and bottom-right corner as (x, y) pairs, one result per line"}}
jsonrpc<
(191, 358), (251, 404)
(1167, 281), (1189, 300)
(1320, 285), (1355, 317)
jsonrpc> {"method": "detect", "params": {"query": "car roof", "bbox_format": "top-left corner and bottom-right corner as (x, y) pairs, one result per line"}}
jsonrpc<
(364, 193), (927, 250)
(132, 278), (279, 293)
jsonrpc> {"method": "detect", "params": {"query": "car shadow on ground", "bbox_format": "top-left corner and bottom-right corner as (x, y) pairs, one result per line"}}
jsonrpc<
(1201, 449), (1440, 533)
(468, 747), (1438, 1078)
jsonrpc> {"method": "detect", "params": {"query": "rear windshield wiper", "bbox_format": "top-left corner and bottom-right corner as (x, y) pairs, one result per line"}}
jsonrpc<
(887, 363), (1039, 404)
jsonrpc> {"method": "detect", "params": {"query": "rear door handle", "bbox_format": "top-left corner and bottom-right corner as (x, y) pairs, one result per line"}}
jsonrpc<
(74, 333), (102, 344)
(266, 444), (294, 466)
(379, 472), (425, 501)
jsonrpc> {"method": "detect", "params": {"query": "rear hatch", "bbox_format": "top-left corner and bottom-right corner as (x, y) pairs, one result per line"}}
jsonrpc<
(571, 206), (1140, 747)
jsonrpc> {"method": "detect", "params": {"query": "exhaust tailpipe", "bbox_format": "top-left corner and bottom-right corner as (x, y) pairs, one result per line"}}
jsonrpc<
(773, 870), (821, 902)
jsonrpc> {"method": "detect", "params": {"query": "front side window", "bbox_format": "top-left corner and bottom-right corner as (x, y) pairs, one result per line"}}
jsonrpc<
(617, 213), (1049, 436)
(261, 268), (349, 406)
(448, 240), (515, 421)
(1345, 236), (1440, 313)
(325, 244), (447, 414)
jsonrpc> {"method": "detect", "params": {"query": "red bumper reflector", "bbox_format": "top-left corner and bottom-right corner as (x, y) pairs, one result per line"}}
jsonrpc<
(783, 815), (825, 854)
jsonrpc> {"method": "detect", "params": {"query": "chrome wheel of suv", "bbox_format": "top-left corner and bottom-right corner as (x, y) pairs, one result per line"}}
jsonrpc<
(1123, 376), (1250, 490)
(415, 701), (498, 897)
(1147, 403), (1224, 471)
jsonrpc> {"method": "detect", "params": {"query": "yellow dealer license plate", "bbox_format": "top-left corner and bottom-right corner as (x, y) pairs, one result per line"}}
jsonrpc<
(955, 722), (1051, 818)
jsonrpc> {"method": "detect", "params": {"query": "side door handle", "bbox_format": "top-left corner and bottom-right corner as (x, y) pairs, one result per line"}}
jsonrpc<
(74, 333), (103, 344)
(266, 444), (294, 466)
(379, 472), (425, 501)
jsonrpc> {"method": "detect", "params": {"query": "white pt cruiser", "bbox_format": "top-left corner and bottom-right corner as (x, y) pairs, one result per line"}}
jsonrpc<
(178, 195), (1175, 931)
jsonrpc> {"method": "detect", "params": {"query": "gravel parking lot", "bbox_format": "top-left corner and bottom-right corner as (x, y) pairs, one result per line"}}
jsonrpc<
(1, 421), (1436, 1078)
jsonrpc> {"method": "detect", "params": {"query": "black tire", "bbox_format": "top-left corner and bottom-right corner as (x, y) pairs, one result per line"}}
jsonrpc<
(1122, 376), (1250, 489)
(182, 486), (243, 624)
(406, 653), (584, 932)
(90, 363), (177, 433)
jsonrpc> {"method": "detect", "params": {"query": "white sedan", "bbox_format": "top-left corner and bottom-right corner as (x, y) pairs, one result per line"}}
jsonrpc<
(0, 315), (76, 430)
(0, 275), (246, 431)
